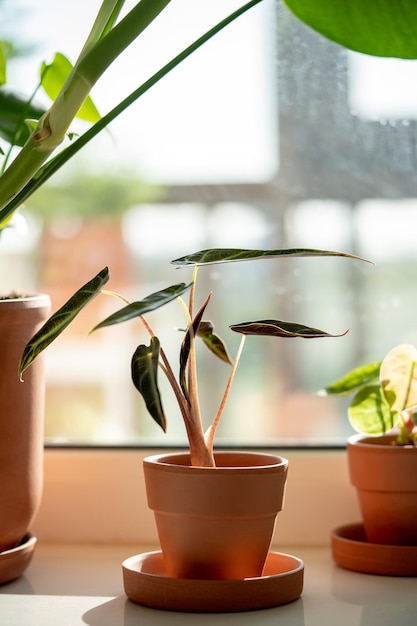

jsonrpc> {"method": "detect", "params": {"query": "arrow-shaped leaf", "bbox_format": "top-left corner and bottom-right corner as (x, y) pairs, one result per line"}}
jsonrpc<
(19, 267), (109, 378)
(131, 337), (166, 432)
(171, 247), (372, 266)
(230, 319), (348, 338)
(179, 294), (211, 399)
(91, 283), (192, 331)
(197, 321), (233, 364)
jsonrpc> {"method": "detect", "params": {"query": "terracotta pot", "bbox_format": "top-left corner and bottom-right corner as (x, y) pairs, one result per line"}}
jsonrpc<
(0, 295), (51, 553)
(143, 451), (288, 579)
(347, 434), (417, 545)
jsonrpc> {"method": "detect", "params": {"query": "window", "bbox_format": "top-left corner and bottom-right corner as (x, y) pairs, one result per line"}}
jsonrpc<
(2, 1), (417, 447)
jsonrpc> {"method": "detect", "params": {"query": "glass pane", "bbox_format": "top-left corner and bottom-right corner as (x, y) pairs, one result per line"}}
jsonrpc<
(1, 1), (417, 447)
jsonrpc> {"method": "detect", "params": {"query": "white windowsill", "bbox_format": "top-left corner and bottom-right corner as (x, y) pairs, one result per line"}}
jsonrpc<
(3, 449), (416, 624)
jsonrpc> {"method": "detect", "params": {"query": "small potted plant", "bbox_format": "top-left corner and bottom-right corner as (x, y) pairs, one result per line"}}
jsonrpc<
(321, 344), (417, 576)
(18, 246), (368, 608)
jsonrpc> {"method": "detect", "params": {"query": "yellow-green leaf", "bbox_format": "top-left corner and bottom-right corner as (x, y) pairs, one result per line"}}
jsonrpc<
(41, 52), (101, 123)
(0, 41), (6, 85)
(348, 384), (397, 435)
(380, 344), (417, 412)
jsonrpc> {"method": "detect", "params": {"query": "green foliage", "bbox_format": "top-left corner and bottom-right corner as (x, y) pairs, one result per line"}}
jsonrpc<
(283, 0), (417, 58)
(0, 88), (46, 147)
(131, 337), (166, 432)
(348, 384), (396, 436)
(19, 267), (109, 379)
(19, 247), (368, 465)
(0, 0), (264, 225)
(322, 344), (417, 444)
(24, 168), (160, 220)
(91, 283), (192, 331)
(323, 362), (381, 396)
(172, 247), (371, 266)
(0, 41), (7, 85)
(40, 53), (101, 124)
(230, 320), (348, 339)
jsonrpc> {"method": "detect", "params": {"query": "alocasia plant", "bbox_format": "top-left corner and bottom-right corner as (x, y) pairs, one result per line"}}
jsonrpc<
(19, 247), (370, 466)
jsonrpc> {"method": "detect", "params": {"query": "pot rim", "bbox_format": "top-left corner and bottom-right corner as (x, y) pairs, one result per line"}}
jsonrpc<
(144, 450), (288, 473)
(347, 433), (417, 454)
(0, 294), (50, 309)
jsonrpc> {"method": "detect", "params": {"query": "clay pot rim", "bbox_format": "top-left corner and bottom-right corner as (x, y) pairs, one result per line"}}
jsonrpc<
(144, 451), (288, 474)
(348, 433), (417, 454)
(0, 294), (50, 309)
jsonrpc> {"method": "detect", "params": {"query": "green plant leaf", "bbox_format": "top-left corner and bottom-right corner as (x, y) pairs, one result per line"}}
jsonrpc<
(179, 295), (212, 400)
(41, 52), (101, 123)
(197, 321), (233, 365)
(282, 0), (417, 59)
(348, 384), (398, 435)
(171, 247), (372, 266)
(230, 319), (348, 338)
(0, 42), (6, 85)
(0, 88), (46, 146)
(380, 344), (417, 412)
(131, 337), (166, 432)
(320, 361), (381, 396)
(91, 283), (192, 331)
(19, 267), (109, 378)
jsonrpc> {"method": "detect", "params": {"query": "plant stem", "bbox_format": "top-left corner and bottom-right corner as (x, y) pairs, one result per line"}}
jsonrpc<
(0, 0), (172, 210)
(0, 0), (264, 220)
(205, 334), (246, 452)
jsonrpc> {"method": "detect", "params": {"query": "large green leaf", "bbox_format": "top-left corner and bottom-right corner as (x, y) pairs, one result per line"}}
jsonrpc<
(171, 248), (371, 266)
(91, 283), (192, 331)
(283, 0), (417, 59)
(230, 319), (348, 338)
(0, 88), (46, 146)
(131, 337), (166, 432)
(321, 361), (381, 396)
(348, 384), (397, 435)
(19, 267), (109, 378)
(41, 53), (101, 123)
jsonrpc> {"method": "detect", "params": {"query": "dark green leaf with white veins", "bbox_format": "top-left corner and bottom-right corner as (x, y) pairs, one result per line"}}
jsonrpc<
(171, 247), (372, 266)
(91, 283), (192, 331)
(131, 337), (166, 432)
(19, 267), (109, 379)
(230, 320), (348, 338)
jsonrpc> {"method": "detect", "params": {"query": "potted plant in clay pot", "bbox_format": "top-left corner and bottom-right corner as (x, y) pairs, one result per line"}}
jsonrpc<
(0, 0), (267, 583)
(18, 246), (369, 610)
(321, 343), (417, 576)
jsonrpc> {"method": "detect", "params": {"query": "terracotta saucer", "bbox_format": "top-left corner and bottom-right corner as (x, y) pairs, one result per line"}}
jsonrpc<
(122, 550), (304, 612)
(0, 533), (37, 585)
(331, 523), (417, 577)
